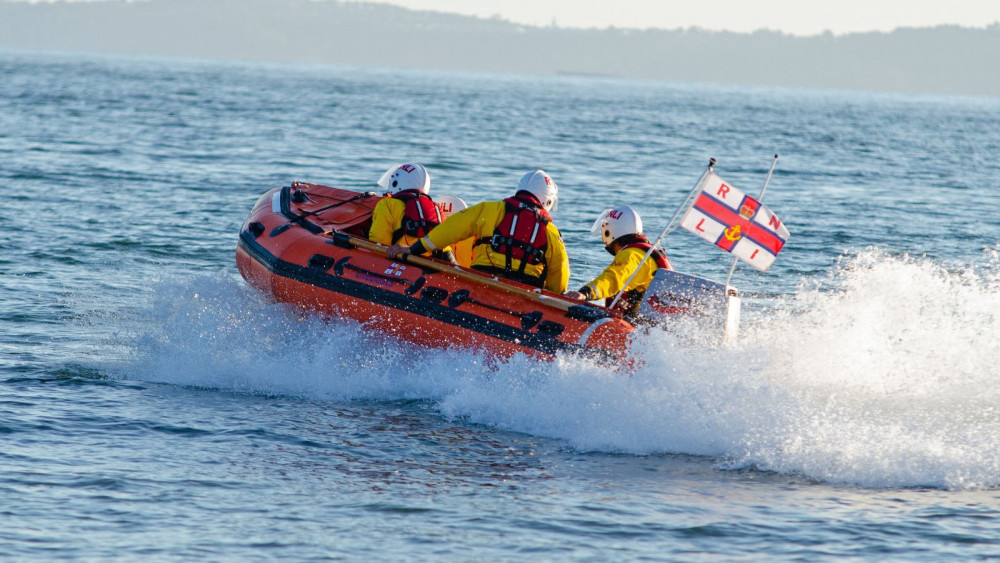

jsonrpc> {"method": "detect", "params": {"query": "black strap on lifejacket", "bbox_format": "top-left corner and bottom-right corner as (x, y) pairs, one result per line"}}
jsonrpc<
(390, 190), (442, 244)
(474, 195), (552, 284)
(605, 234), (672, 315)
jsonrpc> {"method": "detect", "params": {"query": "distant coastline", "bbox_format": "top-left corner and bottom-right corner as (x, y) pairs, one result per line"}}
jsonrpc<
(1, 0), (998, 96)
(555, 70), (621, 79)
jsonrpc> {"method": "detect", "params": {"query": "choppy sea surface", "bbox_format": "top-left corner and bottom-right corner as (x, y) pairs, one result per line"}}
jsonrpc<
(2, 48), (1000, 559)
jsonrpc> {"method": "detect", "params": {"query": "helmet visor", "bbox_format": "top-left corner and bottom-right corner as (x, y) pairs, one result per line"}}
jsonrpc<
(376, 164), (403, 193)
(547, 178), (559, 212)
(590, 209), (613, 235)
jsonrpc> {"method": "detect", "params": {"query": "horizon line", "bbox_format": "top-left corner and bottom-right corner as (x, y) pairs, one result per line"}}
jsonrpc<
(8, 0), (1000, 38)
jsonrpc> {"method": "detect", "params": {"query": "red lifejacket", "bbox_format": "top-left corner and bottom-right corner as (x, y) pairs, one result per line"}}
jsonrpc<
(474, 194), (552, 285)
(606, 234), (672, 314)
(391, 190), (442, 244)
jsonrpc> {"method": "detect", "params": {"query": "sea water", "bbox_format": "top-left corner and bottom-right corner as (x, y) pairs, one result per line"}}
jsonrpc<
(2, 48), (1000, 559)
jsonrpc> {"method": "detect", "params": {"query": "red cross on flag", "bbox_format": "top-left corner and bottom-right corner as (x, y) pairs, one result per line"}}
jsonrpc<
(679, 172), (790, 272)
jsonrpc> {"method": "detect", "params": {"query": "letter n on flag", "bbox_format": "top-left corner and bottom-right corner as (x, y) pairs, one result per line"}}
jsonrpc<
(679, 172), (790, 271)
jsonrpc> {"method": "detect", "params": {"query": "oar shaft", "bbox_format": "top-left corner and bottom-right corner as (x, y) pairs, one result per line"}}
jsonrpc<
(338, 233), (577, 312)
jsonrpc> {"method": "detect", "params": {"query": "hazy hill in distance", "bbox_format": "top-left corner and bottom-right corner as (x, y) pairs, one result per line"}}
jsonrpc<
(1, 0), (998, 96)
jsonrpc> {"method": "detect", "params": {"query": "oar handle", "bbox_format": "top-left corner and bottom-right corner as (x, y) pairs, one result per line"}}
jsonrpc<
(332, 232), (577, 312)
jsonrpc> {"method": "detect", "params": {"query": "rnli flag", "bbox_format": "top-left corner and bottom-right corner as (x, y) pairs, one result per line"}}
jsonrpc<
(679, 172), (790, 272)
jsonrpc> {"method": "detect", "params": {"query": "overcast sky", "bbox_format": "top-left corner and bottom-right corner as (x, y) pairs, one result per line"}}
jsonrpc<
(358, 0), (1000, 36)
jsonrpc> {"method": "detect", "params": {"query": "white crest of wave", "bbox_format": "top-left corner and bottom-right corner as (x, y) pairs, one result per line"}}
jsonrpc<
(114, 248), (1000, 489)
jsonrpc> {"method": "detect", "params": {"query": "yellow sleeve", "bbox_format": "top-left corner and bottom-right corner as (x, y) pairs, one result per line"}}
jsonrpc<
(423, 202), (495, 251)
(584, 247), (647, 300)
(543, 223), (569, 293)
(368, 198), (401, 246)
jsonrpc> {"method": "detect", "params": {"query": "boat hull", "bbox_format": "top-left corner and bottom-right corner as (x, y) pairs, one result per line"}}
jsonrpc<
(236, 183), (635, 363)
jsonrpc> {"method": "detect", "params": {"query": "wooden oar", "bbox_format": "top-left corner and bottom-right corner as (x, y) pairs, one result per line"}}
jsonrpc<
(330, 232), (579, 313)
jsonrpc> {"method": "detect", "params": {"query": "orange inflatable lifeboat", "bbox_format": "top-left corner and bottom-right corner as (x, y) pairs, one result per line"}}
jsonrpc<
(236, 182), (636, 363)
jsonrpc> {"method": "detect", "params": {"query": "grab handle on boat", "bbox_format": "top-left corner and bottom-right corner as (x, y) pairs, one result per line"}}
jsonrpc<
(329, 255), (427, 295)
(447, 288), (544, 330)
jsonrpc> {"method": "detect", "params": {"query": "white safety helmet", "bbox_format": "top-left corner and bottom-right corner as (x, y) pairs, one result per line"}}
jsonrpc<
(516, 169), (558, 211)
(591, 205), (643, 246)
(434, 194), (468, 220)
(377, 163), (431, 195)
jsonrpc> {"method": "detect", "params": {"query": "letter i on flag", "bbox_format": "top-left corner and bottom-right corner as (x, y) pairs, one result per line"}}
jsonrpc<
(679, 172), (790, 271)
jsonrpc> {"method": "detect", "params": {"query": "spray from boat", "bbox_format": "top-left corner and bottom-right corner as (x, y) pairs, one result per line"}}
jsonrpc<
(105, 247), (1000, 489)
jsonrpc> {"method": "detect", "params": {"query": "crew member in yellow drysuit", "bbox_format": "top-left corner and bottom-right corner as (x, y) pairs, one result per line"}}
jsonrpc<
(387, 170), (569, 293)
(564, 205), (672, 316)
(370, 163), (452, 260)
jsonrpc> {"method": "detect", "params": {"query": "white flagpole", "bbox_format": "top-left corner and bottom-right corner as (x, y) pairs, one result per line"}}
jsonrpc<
(607, 158), (717, 311)
(723, 154), (779, 288)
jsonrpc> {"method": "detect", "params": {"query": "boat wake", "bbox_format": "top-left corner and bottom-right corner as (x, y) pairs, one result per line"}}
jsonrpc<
(104, 248), (1000, 489)
(722, 247), (1000, 489)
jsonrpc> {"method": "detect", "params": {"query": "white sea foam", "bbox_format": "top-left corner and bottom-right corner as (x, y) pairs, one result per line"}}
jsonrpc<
(113, 248), (1000, 489)
(722, 248), (1000, 489)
